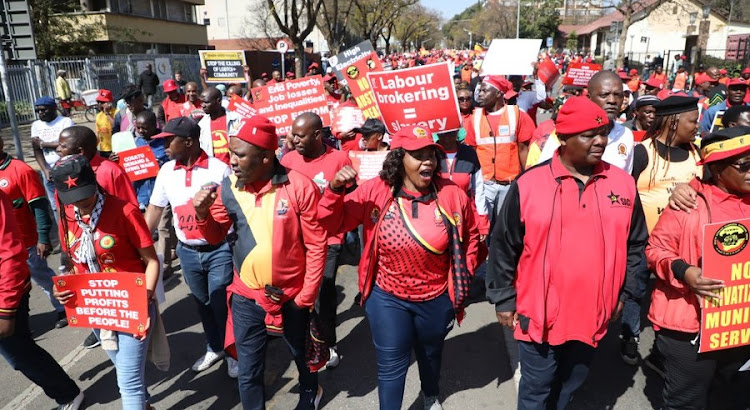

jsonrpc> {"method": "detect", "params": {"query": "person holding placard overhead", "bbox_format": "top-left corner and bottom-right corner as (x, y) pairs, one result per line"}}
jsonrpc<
(51, 155), (166, 410)
(646, 126), (750, 410)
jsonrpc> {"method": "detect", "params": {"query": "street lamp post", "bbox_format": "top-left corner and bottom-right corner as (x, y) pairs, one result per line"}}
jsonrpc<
(516, 0), (521, 38)
(463, 28), (473, 49)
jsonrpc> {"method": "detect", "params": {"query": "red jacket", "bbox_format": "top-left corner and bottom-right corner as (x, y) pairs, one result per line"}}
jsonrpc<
(647, 178), (750, 333)
(487, 153), (647, 347)
(0, 191), (31, 319)
(318, 176), (481, 319)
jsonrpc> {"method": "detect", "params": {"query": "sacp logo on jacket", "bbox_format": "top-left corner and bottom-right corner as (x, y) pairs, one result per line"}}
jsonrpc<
(606, 190), (632, 208)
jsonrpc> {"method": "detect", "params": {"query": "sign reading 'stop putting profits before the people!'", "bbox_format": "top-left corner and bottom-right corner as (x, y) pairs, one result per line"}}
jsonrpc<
(53, 272), (149, 336)
(699, 218), (750, 352)
(199, 50), (247, 83)
(367, 62), (461, 134)
(250, 75), (331, 135)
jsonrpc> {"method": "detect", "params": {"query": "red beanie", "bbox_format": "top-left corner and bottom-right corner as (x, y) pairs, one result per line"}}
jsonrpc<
(555, 96), (609, 135)
(228, 115), (278, 151)
(482, 75), (517, 99)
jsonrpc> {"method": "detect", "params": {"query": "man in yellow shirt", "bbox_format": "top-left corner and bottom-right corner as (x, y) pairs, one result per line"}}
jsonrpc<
(55, 70), (72, 116)
(94, 89), (115, 156)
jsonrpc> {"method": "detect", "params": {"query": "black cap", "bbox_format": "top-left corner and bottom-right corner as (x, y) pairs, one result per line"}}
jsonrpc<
(353, 118), (386, 135)
(635, 95), (660, 109)
(654, 96), (699, 116)
(700, 125), (750, 149)
(50, 155), (98, 205)
(153, 116), (200, 139)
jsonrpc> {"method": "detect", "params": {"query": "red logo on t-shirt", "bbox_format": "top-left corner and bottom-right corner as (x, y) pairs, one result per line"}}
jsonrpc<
(174, 202), (204, 241)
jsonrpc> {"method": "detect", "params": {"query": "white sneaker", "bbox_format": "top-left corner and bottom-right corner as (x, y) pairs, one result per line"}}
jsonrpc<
(325, 346), (340, 369)
(58, 390), (84, 410)
(423, 394), (443, 410)
(191, 349), (225, 372)
(226, 356), (239, 379)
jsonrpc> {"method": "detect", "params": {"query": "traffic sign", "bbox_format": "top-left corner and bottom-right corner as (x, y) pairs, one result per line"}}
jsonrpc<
(276, 40), (289, 53)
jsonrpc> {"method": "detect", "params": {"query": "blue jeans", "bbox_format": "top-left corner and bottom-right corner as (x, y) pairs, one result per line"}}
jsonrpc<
(176, 242), (233, 352)
(42, 173), (58, 215)
(365, 286), (455, 410)
(0, 294), (80, 404)
(26, 247), (64, 313)
(517, 341), (595, 410)
(94, 302), (156, 410)
(621, 253), (649, 338)
(231, 294), (317, 410)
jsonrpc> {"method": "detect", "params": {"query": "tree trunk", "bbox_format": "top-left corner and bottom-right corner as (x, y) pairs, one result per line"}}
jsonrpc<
(294, 44), (305, 78)
(384, 38), (391, 55)
(615, 11), (631, 70)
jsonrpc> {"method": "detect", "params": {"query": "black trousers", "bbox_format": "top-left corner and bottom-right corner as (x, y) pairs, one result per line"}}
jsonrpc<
(316, 244), (341, 345)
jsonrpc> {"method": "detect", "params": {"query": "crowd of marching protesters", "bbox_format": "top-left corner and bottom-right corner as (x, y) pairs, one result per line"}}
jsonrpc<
(0, 46), (749, 410)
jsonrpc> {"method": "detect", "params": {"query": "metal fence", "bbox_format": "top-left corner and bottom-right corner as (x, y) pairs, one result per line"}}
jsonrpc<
(0, 53), (201, 127)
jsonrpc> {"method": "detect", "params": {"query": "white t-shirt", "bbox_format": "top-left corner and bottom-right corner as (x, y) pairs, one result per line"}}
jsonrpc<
(538, 121), (634, 173)
(150, 155), (231, 246)
(31, 116), (75, 168)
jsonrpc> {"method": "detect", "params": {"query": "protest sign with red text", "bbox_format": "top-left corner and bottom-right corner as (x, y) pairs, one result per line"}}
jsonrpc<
(367, 63), (461, 134)
(349, 150), (389, 184)
(331, 104), (366, 136)
(53, 272), (149, 336)
(251, 76), (330, 135)
(537, 57), (561, 88)
(118, 146), (160, 182)
(328, 41), (383, 119)
(699, 218), (750, 352)
(227, 94), (257, 117)
(562, 63), (602, 87)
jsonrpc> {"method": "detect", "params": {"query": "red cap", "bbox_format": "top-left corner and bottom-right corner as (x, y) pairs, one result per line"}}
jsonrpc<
(390, 126), (444, 152)
(681, 55), (687, 60)
(555, 96), (609, 135)
(228, 115), (279, 151)
(286, 71), (295, 78)
(728, 77), (749, 87)
(482, 75), (517, 99)
(261, 72), (269, 77)
(308, 62), (320, 71)
(720, 69), (728, 75)
(629, 68), (638, 75)
(322, 74), (336, 83)
(644, 78), (664, 89)
(96, 89), (113, 102)
(743, 68), (750, 75)
(617, 70), (630, 80)
(694, 73), (714, 85)
(163, 79), (178, 93)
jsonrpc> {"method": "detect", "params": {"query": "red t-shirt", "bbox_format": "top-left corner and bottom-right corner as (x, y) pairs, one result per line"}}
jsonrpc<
(180, 100), (205, 122)
(60, 195), (154, 274)
(161, 94), (187, 123)
(0, 155), (47, 248)
(88, 155), (138, 207)
(376, 193), (449, 301)
(281, 146), (352, 245)
(210, 116), (230, 165)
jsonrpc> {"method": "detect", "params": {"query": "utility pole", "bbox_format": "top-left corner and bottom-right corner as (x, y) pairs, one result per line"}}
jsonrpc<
(516, 0), (521, 38)
(0, 50), (23, 161)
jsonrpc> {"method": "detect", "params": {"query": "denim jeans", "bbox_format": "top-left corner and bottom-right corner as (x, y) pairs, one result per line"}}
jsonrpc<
(365, 286), (455, 410)
(94, 302), (156, 410)
(0, 294), (80, 405)
(42, 173), (57, 215)
(231, 294), (317, 410)
(26, 246), (64, 313)
(176, 242), (233, 353)
(517, 341), (595, 410)
(621, 253), (650, 338)
(316, 244), (341, 345)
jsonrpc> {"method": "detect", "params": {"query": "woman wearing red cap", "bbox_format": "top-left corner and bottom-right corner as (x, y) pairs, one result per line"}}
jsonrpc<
(321, 125), (481, 410)
(95, 89), (116, 157)
(646, 126), (750, 410)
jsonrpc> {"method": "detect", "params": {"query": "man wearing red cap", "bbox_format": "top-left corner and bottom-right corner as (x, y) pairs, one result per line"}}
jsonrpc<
(193, 115), (326, 409)
(700, 77), (748, 135)
(464, 75), (535, 220)
(159, 79), (186, 125)
(95, 89), (116, 157)
(307, 62), (321, 76)
(487, 96), (647, 410)
(627, 69), (641, 93)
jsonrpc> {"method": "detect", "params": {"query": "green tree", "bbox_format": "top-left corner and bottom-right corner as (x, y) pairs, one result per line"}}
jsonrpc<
(29, 0), (102, 59)
(566, 30), (579, 51)
(520, 0), (562, 40)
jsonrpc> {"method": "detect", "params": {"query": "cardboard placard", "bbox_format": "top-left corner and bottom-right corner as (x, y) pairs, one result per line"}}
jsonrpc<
(699, 218), (750, 352)
(328, 41), (383, 119)
(250, 76), (331, 135)
(349, 150), (389, 184)
(53, 272), (149, 336)
(111, 131), (137, 154)
(562, 63), (602, 87)
(331, 104), (365, 136)
(367, 63), (461, 134)
(199, 50), (247, 83)
(227, 94), (257, 117)
(480, 39), (542, 76)
(118, 146), (160, 182)
(537, 57), (561, 88)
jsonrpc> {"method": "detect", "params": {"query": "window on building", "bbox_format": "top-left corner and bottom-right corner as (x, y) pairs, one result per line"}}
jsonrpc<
(91, 0), (108, 11)
(151, 0), (167, 18)
(184, 4), (195, 23)
(166, 0), (186, 22)
(129, 0), (151, 17)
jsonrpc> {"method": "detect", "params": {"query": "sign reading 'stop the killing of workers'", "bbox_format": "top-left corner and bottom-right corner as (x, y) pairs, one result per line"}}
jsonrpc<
(199, 50), (247, 83)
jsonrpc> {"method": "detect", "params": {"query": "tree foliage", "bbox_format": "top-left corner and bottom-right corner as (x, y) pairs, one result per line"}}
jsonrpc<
(608, 0), (675, 69)
(350, 0), (418, 49)
(316, 0), (358, 54)
(266, 0), (325, 77)
(520, 0), (562, 40)
(29, 0), (102, 59)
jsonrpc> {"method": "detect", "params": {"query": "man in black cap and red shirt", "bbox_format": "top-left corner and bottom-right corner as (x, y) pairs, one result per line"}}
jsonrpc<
(487, 96), (647, 410)
(355, 118), (389, 152)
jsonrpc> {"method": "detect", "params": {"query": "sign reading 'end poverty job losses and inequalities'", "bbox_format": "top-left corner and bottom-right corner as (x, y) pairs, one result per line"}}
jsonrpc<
(199, 50), (247, 84)
(367, 62), (461, 134)
(328, 40), (383, 119)
(699, 218), (750, 353)
(251, 75), (330, 135)
(53, 272), (149, 336)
